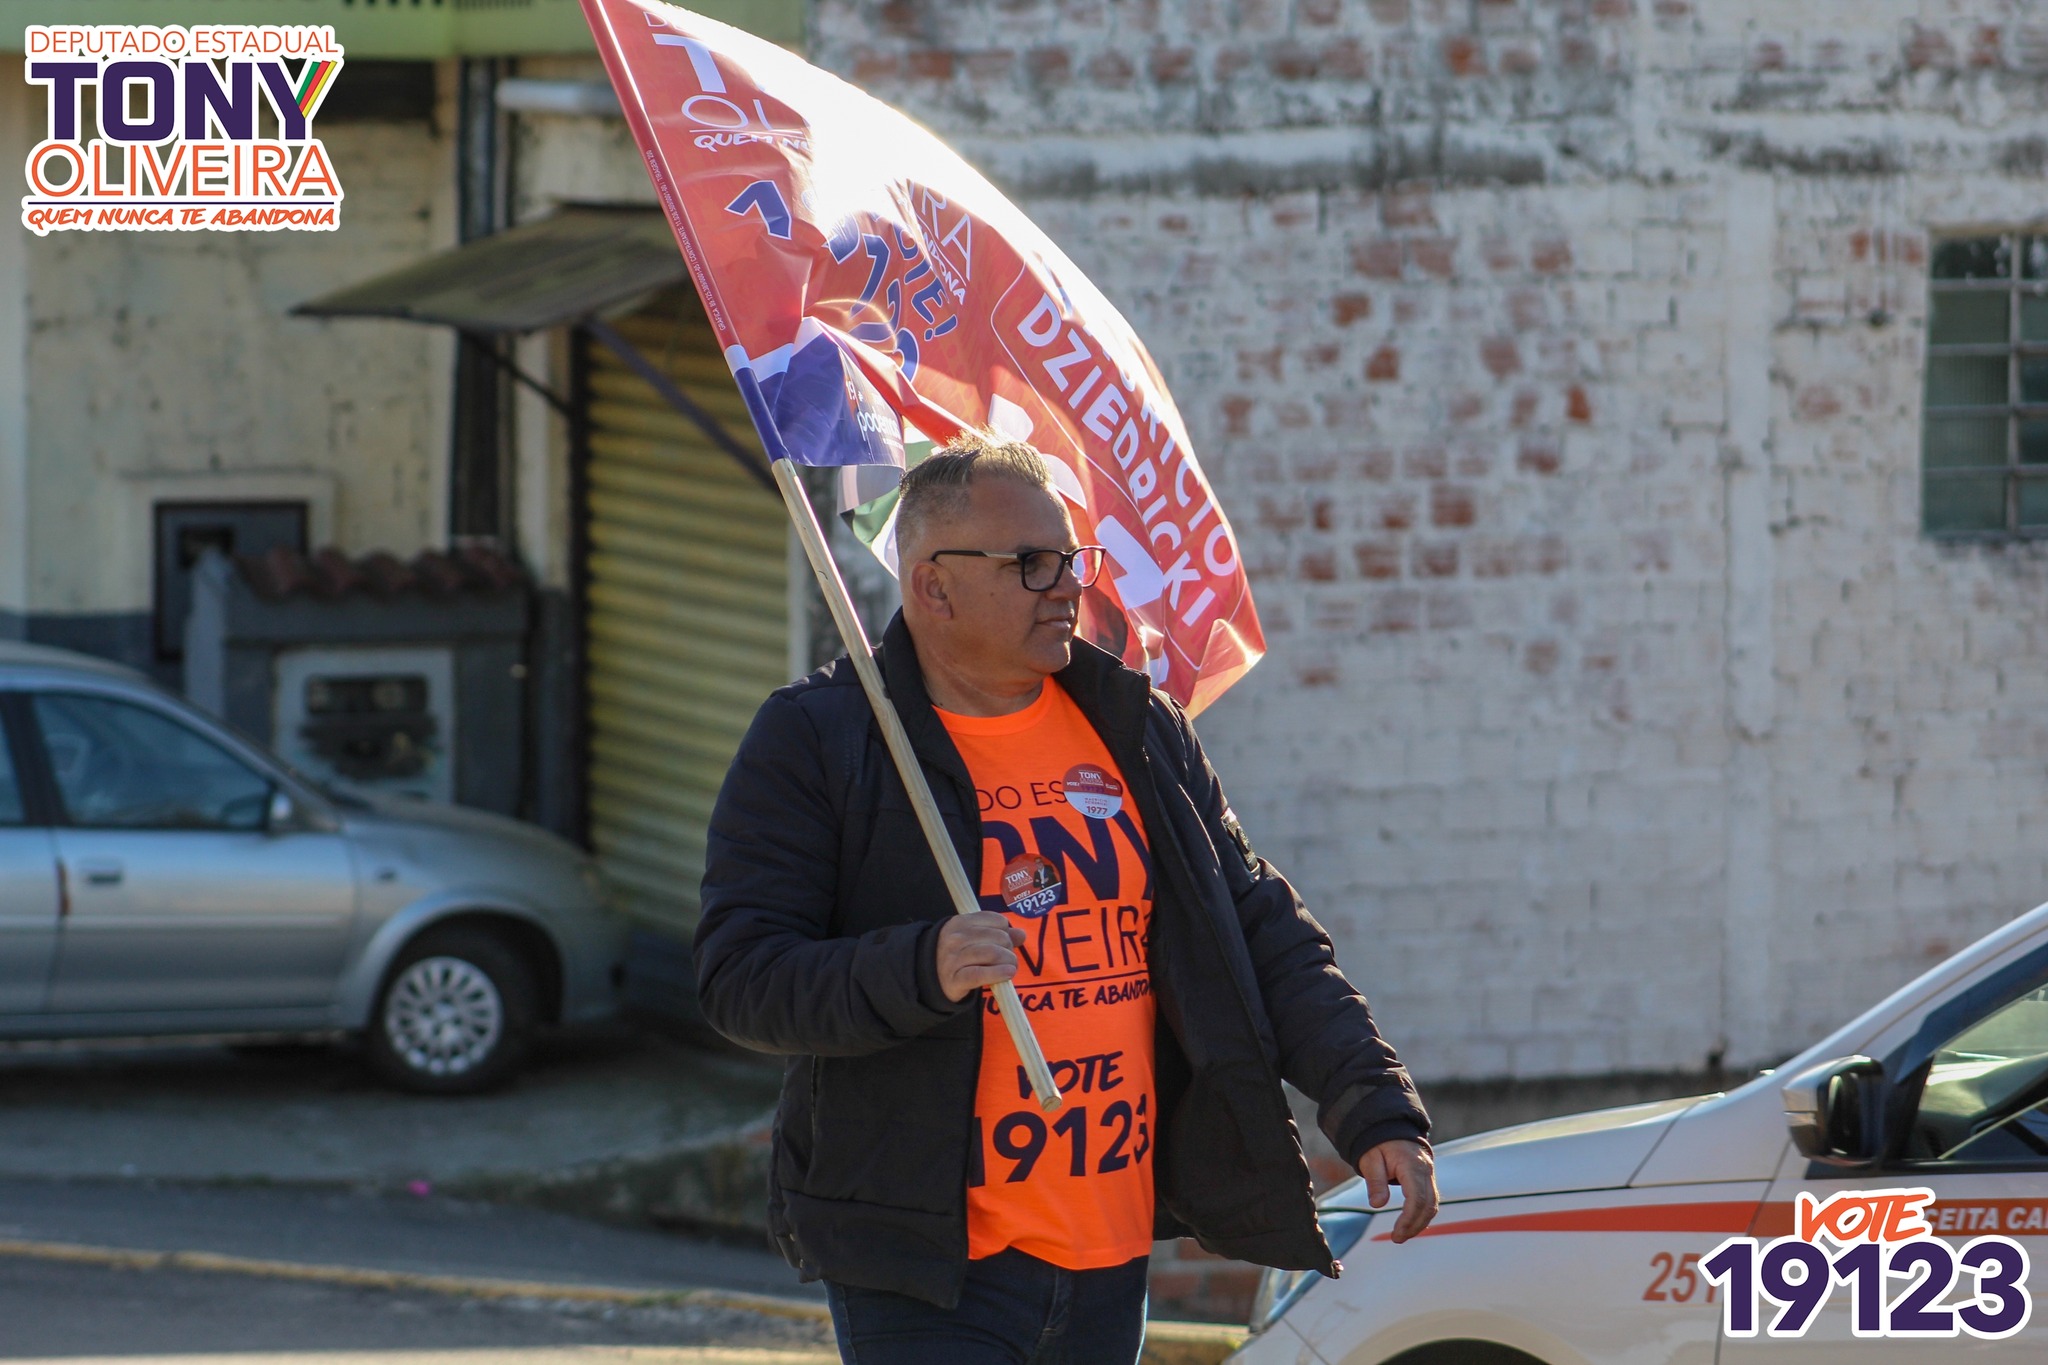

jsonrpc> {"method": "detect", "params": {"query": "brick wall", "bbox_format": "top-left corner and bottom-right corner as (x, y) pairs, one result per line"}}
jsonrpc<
(1148, 1236), (1264, 1324)
(807, 0), (2048, 1089)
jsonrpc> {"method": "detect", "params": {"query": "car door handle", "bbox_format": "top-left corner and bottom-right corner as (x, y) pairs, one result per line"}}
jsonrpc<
(74, 858), (123, 886)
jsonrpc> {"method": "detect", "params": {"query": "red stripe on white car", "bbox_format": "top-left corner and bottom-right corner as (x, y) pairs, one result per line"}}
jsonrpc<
(1374, 1196), (2048, 1242)
(1371, 1200), (1760, 1241)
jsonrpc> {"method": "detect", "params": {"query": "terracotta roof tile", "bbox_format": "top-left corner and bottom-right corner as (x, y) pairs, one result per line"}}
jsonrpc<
(236, 545), (529, 602)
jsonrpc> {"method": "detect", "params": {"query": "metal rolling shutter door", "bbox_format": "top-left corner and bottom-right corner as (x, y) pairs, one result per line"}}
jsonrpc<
(583, 293), (789, 933)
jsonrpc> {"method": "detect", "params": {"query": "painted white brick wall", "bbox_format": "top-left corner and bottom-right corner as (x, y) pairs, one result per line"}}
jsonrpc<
(15, 64), (458, 615)
(807, 0), (2048, 1081)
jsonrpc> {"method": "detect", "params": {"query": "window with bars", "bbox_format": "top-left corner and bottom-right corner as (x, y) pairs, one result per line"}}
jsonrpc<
(1923, 235), (2048, 536)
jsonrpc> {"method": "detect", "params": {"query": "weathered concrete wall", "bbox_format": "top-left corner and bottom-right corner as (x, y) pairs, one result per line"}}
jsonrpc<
(507, 53), (662, 598)
(511, 55), (663, 224)
(806, 0), (2048, 1081)
(11, 58), (457, 626)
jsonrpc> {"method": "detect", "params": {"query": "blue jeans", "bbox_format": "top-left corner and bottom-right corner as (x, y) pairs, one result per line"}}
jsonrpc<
(826, 1249), (1150, 1364)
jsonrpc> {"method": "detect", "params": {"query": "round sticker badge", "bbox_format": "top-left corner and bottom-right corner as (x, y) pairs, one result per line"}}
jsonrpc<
(1061, 764), (1124, 820)
(1000, 852), (1064, 919)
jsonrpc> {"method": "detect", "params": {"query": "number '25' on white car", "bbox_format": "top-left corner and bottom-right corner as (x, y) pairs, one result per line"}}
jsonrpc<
(1237, 898), (2048, 1364)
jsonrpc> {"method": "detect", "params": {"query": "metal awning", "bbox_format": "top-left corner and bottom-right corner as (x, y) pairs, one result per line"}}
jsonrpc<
(295, 207), (771, 491)
(294, 206), (690, 335)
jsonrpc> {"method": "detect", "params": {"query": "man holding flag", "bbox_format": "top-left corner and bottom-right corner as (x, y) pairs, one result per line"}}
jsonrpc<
(577, 3), (1437, 1355)
(694, 432), (1437, 1360)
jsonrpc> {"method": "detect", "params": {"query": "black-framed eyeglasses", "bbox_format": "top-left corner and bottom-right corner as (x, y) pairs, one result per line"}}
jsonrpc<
(928, 546), (1107, 592)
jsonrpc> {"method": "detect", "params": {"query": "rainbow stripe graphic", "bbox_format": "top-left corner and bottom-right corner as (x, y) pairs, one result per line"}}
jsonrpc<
(295, 59), (341, 120)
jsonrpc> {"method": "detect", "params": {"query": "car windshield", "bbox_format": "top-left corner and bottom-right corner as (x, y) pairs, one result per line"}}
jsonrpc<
(126, 680), (373, 813)
(35, 693), (273, 831)
(1906, 985), (2048, 1163)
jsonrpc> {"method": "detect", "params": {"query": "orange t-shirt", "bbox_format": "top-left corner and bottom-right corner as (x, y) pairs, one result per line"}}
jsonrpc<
(938, 683), (1156, 1270)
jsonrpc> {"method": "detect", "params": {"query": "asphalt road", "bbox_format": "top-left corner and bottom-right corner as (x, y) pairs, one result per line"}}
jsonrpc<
(0, 1178), (817, 1299)
(0, 1171), (828, 1362)
(0, 1255), (834, 1361)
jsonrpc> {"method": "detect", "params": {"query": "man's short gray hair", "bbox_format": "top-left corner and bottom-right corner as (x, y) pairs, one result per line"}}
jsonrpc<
(895, 431), (1053, 554)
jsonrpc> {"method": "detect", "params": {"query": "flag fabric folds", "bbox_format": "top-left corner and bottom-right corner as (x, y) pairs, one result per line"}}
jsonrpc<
(581, 0), (1264, 712)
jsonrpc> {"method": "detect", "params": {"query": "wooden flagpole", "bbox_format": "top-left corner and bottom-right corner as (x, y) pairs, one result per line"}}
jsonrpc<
(772, 459), (1064, 1113)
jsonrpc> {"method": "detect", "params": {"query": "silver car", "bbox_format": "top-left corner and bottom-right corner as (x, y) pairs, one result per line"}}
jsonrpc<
(0, 640), (629, 1093)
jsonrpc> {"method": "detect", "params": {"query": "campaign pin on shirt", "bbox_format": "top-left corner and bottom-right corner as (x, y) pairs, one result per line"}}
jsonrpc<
(1061, 764), (1125, 820)
(1000, 853), (1064, 919)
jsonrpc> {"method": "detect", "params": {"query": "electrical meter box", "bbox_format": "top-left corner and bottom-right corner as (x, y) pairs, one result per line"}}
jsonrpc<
(272, 645), (456, 803)
(184, 546), (529, 815)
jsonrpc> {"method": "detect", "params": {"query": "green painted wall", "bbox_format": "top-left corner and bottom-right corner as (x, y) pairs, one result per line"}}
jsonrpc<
(0, 0), (802, 57)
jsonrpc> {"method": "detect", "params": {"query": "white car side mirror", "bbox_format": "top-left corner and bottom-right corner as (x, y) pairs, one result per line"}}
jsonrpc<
(1782, 1054), (1886, 1167)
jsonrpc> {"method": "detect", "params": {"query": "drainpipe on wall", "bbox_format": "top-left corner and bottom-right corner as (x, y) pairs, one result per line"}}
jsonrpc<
(0, 60), (29, 639)
(450, 57), (509, 548)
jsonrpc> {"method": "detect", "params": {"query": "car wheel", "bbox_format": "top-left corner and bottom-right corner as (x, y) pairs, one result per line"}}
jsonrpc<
(1381, 1345), (1548, 1365)
(366, 928), (535, 1094)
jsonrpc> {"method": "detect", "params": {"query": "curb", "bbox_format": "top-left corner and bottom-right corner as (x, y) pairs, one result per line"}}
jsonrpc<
(0, 1236), (826, 1321)
(0, 1237), (1247, 1364)
(1138, 1320), (1251, 1365)
(448, 1114), (776, 1234)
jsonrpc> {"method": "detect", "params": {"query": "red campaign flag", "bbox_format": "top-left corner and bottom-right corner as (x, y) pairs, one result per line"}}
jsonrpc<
(581, 0), (1264, 713)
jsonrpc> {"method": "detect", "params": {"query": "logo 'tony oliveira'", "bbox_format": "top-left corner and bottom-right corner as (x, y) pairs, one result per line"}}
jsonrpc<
(22, 24), (344, 236)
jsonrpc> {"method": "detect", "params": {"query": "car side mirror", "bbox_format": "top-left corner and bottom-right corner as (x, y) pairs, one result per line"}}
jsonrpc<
(1782, 1054), (1888, 1167)
(266, 788), (298, 834)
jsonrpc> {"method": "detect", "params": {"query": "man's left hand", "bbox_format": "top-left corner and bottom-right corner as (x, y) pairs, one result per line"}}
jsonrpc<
(1357, 1138), (1438, 1244)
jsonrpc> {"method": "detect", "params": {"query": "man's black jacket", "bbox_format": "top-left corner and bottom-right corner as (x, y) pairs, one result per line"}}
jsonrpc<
(693, 613), (1429, 1307)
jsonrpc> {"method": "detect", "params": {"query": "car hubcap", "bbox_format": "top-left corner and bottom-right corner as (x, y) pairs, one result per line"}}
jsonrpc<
(383, 956), (503, 1077)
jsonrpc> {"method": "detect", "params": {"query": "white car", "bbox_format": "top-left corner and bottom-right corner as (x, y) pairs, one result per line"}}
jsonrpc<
(1238, 900), (2048, 1364)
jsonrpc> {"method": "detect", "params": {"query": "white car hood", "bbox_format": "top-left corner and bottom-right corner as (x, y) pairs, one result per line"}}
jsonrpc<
(1416, 1095), (1712, 1205)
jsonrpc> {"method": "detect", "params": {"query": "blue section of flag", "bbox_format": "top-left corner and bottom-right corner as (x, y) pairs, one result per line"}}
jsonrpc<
(742, 332), (904, 468)
(726, 180), (794, 239)
(730, 367), (792, 464)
